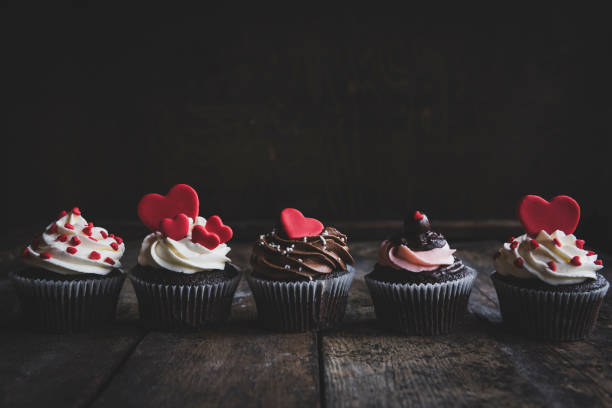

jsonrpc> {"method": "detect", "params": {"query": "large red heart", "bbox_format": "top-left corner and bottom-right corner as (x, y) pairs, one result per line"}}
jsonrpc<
(192, 225), (220, 250)
(280, 208), (324, 239)
(205, 215), (233, 244)
(159, 213), (190, 241)
(137, 184), (199, 231)
(517, 195), (580, 237)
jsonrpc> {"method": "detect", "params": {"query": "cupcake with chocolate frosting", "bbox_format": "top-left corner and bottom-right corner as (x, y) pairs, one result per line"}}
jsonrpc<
(247, 208), (355, 332)
(365, 211), (476, 335)
(491, 195), (609, 341)
(10, 207), (126, 332)
(130, 184), (240, 330)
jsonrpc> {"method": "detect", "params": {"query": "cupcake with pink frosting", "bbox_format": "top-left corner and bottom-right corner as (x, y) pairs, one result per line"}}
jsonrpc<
(365, 211), (476, 335)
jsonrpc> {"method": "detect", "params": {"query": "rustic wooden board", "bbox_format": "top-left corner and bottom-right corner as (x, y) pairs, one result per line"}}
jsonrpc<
(320, 242), (612, 407)
(1, 239), (611, 407)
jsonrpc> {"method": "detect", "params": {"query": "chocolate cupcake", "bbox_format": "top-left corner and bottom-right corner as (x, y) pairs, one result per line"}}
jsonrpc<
(492, 195), (609, 341)
(10, 207), (126, 332)
(247, 208), (355, 332)
(365, 211), (476, 335)
(130, 184), (240, 330)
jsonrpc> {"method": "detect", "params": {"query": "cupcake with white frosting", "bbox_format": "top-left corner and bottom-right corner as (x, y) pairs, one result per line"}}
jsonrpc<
(130, 184), (240, 330)
(11, 207), (126, 332)
(491, 195), (609, 341)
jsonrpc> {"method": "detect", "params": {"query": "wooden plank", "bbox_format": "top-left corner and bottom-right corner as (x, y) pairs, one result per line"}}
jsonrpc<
(321, 241), (612, 407)
(0, 242), (144, 408)
(90, 243), (321, 408)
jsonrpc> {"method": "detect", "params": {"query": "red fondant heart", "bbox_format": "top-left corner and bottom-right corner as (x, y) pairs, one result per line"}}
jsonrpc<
(280, 208), (324, 239)
(205, 215), (233, 244)
(517, 195), (580, 237)
(192, 225), (220, 250)
(159, 214), (190, 241)
(137, 184), (199, 231)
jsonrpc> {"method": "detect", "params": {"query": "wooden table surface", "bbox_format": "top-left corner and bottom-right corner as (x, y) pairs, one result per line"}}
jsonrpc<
(1, 239), (611, 407)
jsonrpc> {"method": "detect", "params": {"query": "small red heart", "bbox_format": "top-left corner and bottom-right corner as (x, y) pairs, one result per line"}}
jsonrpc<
(517, 195), (580, 237)
(137, 184), (199, 232)
(280, 208), (324, 239)
(160, 214), (190, 241)
(192, 225), (220, 250)
(205, 215), (233, 244)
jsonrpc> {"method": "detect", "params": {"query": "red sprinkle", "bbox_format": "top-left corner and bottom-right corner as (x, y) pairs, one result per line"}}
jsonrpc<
(114, 236), (123, 245)
(413, 211), (425, 221)
(587, 251), (596, 256)
(56, 234), (68, 242)
(595, 259), (603, 266)
(547, 261), (557, 271)
(514, 257), (524, 268)
(57, 210), (67, 220)
(88, 236), (98, 242)
(110, 242), (119, 250)
(70, 236), (81, 246)
(575, 239), (585, 249)
(507, 237), (515, 243)
(66, 247), (77, 254)
(89, 251), (101, 260)
(530, 239), (540, 249)
(64, 223), (74, 230)
(104, 257), (115, 265)
(72, 207), (81, 216)
(510, 241), (518, 249)
(21, 247), (30, 258)
(553, 238), (562, 247)
(82, 227), (93, 236)
(100, 231), (108, 239)
(570, 256), (582, 266)
(40, 252), (51, 260)
(48, 224), (58, 234)
(110, 233), (115, 238)
(87, 222), (93, 228)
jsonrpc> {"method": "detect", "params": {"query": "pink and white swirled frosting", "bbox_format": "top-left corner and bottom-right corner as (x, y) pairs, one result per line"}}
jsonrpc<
(378, 240), (456, 272)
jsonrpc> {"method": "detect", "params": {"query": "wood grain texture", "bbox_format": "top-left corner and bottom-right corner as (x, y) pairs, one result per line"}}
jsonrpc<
(321, 241), (612, 408)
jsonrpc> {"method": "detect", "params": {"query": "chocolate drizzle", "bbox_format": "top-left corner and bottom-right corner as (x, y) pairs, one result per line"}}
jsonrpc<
(392, 211), (447, 250)
(250, 226), (354, 281)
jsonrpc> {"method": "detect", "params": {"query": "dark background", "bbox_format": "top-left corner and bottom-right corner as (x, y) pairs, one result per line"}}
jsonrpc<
(3, 13), (611, 246)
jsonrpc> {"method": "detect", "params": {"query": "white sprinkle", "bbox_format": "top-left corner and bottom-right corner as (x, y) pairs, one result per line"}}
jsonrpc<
(284, 265), (290, 269)
(299, 267), (302, 272)
(260, 235), (264, 239)
(298, 258), (303, 262)
(320, 236), (326, 246)
(303, 237), (307, 242)
(282, 251), (287, 255)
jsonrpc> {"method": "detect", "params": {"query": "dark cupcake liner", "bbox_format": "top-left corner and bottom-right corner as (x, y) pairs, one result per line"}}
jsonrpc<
(246, 266), (355, 332)
(9, 270), (126, 333)
(491, 273), (609, 341)
(365, 267), (477, 335)
(130, 271), (241, 330)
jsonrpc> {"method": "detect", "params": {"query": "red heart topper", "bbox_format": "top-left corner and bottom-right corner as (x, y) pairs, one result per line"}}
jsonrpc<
(280, 208), (324, 239)
(517, 195), (580, 237)
(192, 216), (233, 249)
(137, 184), (199, 232)
(192, 225), (220, 250)
(159, 214), (190, 241)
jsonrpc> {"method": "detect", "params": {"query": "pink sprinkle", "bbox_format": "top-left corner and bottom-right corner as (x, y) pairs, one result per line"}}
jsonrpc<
(64, 223), (74, 230)
(570, 256), (581, 266)
(575, 239), (585, 249)
(72, 207), (81, 216)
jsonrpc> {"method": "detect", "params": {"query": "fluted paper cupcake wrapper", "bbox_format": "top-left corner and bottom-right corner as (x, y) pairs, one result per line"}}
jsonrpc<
(365, 267), (477, 336)
(491, 274), (609, 341)
(9, 271), (126, 333)
(130, 272), (241, 330)
(246, 266), (355, 332)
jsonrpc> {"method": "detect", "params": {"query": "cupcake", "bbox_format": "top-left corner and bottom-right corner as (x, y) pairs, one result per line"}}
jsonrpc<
(247, 208), (355, 332)
(492, 194), (609, 341)
(130, 184), (240, 330)
(365, 211), (476, 335)
(10, 207), (126, 332)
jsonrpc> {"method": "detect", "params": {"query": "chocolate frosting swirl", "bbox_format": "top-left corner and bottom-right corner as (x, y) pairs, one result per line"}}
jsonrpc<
(250, 226), (354, 281)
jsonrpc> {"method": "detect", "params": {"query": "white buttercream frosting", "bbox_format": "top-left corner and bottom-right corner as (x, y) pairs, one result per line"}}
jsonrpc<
(138, 216), (231, 273)
(23, 210), (125, 275)
(494, 230), (603, 285)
